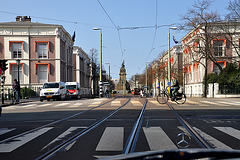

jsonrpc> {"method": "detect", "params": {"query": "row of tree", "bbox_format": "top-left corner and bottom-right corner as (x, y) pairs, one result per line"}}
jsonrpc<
(130, 0), (240, 97)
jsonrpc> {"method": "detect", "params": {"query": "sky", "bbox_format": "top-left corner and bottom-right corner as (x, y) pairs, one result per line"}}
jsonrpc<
(0, 0), (230, 80)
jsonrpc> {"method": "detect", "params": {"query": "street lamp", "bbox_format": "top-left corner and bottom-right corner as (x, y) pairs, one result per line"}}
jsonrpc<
(105, 62), (110, 80)
(146, 62), (151, 97)
(93, 27), (103, 98)
(168, 27), (177, 84)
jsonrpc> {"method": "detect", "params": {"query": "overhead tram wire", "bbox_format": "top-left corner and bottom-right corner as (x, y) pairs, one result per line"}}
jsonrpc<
(136, 0), (158, 75)
(96, 0), (125, 66)
(0, 10), (114, 29)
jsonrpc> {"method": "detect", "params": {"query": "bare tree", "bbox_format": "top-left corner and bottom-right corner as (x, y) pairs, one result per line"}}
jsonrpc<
(89, 48), (99, 65)
(226, 0), (240, 20)
(179, 0), (222, 97)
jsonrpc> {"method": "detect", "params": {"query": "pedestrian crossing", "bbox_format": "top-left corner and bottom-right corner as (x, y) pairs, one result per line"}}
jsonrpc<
(3, 99), (239, 111)
(0, 125), (240, 153)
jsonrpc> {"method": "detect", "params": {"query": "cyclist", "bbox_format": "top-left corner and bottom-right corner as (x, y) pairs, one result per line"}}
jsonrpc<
(170, 78), (180, 101)
(13, 79), (20, 104)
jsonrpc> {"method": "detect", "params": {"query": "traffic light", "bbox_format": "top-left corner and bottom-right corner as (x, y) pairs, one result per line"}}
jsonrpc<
(0, 60), (8, 72)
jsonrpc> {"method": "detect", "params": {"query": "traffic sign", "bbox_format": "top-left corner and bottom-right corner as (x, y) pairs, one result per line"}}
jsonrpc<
(0, 68), (2, 74)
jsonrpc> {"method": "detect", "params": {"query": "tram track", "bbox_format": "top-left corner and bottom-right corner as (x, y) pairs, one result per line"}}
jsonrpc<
(35, 98), (131, 160)
(0, 98), (116, 144)
(166, 102), (213, 149)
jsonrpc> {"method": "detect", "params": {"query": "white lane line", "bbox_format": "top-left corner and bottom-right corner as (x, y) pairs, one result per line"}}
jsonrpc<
(214, 127), (240, 140)
(0, 128), (16, 136)
(193, 127), (232, 150)
(143, 127), (177, 150)
(0, 127), (53, 152)
(42, 127), (85, 150)
(96, 127), (123, 151)
(55, 103), (70, 107)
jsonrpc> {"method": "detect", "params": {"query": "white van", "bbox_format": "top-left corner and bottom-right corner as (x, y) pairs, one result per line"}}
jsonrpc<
(40, 82), (67, 102)
(65, 82), (81, 99)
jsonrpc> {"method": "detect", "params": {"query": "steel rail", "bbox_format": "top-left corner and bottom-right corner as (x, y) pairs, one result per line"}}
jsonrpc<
(123, 99), (148, 154)
(35, 98), (131, 160)
(167, 102), (213, 149)
(0, 97), (116, 144)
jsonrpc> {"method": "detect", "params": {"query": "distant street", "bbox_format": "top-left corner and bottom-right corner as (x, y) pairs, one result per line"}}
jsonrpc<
(0, 97), (240, 160)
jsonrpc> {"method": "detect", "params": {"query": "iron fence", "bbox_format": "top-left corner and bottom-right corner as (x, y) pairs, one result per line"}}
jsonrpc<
(219, 84), (240, 94)
(1, 86), (41, 100)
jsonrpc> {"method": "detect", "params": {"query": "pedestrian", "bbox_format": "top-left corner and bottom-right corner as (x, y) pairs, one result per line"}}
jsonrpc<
(105, 88), (109, 97)
(13, 79), (20, 104)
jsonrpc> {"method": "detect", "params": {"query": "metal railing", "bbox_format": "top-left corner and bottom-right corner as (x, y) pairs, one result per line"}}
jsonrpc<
(219, 84), (240, 94)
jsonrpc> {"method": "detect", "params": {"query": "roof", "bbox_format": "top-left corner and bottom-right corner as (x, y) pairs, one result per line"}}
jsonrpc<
(0, 21), (61, 28)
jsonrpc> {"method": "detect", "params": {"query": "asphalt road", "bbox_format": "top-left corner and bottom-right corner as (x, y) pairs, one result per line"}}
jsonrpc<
(0, 96), (240, 160)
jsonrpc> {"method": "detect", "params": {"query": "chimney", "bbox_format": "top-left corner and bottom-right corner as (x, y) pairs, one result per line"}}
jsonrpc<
(16, 16), (31, 22)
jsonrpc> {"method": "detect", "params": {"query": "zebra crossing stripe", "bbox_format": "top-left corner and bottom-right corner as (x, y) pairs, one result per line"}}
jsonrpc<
(143, 127), (177, 150)
(42, 127), (85, 150)
(88, 101), (102, 107)
(131, 101), (142, 106)
(214, 127), (240, 140)
(193, 127), (232, 150)
(55, 103), (70, 107)
(96, 127), (123, 151)
(0, 128), (16, 136)
(0, 127), (53, 152)
(111, 101), (121, 106)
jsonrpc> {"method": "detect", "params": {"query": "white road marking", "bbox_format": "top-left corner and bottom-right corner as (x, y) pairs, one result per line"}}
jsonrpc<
(96, 127), (123, 151)
(38, 103), (52, 107)
(217, 101), (239, 106)
(73, 103), (83, 106)
(178, 126), (191, 136)
(214, 127), (240, 140)
(42, 127), (84, 150)
(111, 101), (121, 106)
(193, 127), (232, 150)
(130, 101), (142, 106)
(185, 100), (199, 104)
(143, 127), (177, 150)
(0, 128), (16, 136)
(0, 127), (53, 152)
(88, 101), (102, 107)
(149, 101), (160, 104)
(55, 103), (70, 107)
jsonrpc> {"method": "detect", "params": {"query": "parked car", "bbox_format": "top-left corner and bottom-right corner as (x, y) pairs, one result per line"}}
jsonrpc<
(65, 82), (81, 99)
(40, 82), (67, 102)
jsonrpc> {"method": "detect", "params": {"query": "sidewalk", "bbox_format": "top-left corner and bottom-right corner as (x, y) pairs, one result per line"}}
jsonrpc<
(0, 97), (40, 107)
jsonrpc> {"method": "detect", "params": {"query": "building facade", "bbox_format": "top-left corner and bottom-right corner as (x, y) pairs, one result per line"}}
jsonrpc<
(0, 16), (74, 89)
(181, 22), (240, 97)
(73, 46), (91, 97)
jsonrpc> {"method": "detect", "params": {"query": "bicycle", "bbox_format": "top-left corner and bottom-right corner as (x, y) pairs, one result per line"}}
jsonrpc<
(157, 86), (186, 104)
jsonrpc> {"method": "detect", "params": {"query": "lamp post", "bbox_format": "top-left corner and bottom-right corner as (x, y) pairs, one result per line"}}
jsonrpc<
(146, 62), (151, 97)
(168, 27), (177, 84)
(16, 59), (20, 103)
(93, 28), (103, 98)
(105, 62), (110, 80)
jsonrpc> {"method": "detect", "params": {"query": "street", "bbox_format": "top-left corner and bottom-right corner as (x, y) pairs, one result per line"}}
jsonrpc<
(0, 96), (240, 160)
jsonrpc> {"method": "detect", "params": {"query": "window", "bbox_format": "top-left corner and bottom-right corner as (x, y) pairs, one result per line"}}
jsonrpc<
(38, 65), (48, 83)
(12, 43), (22, 58)
(37, 43), (48, 58)
(213, 40), (225, 57)
(12, 65), (23, 83)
